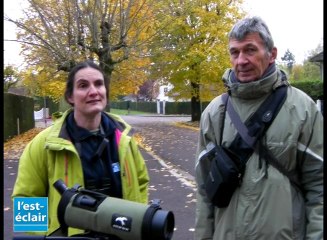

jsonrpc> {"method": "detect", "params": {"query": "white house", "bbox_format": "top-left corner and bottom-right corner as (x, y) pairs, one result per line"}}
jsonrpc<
(156, 84), (174, 102)
(156, 84), (174, 114)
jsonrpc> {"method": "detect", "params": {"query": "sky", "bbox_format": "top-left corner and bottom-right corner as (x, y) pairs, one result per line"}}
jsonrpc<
(3, 0), (324, 68)
(243, 0), (324, 64)
(3, 0), (27, 69)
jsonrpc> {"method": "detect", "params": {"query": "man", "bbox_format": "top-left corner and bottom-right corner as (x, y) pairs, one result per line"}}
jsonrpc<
(195, 16), (323, 240)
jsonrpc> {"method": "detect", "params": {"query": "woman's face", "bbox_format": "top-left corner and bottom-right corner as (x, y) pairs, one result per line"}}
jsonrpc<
(68, 67), (107, 118)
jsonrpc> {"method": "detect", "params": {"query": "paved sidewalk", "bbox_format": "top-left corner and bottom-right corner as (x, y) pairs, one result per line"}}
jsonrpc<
(35, 119), (53, 128)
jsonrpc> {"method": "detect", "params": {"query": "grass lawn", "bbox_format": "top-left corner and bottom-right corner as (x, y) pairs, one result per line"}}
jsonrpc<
(110, 108), (153, 116)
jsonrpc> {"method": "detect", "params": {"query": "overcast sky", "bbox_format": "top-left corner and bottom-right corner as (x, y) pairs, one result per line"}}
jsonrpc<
(3, 0), (27, 68)
(243, 0), (323, 64)
(4, 0), (324, 68)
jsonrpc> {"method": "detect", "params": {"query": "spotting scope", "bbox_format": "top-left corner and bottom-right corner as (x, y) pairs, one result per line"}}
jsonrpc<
(52, 179), (175, 240)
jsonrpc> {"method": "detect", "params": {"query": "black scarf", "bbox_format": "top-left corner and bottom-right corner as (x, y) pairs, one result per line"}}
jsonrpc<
(66, 112), (122, 198)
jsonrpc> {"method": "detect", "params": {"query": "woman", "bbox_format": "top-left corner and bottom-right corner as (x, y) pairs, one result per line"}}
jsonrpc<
(12, 60), (149, 236)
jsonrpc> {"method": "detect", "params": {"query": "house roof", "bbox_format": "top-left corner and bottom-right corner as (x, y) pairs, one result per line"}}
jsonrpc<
(122, 94), (138, 101)
(309, 51), (323, 62)
(8, 86), (29, 96)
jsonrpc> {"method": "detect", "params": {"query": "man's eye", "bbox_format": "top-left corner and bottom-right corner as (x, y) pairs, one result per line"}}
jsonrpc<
(230, 51), (239, 57)
(246, 48), (256, 54)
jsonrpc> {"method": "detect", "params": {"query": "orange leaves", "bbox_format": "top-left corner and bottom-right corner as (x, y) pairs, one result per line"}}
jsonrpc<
(4, 128), (44, 159)
(20, 66), (67, 102)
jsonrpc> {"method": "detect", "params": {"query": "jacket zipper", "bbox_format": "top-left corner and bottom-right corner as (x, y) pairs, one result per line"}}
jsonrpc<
(124, 159), (131, 187)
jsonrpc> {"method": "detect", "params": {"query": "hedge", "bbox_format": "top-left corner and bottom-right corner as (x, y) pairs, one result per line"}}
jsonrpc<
(291, 80), (323, 101)
(4, 93), (34, 141)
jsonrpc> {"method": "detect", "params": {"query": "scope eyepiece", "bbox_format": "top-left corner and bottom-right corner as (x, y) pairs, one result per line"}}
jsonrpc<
(53, 179), (68, 195)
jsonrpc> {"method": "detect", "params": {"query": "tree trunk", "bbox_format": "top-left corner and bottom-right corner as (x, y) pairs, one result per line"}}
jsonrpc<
(191, 82), (201, 122)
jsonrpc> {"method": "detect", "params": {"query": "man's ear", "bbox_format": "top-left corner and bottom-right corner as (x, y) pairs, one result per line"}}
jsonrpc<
(270, 47), (278, 63)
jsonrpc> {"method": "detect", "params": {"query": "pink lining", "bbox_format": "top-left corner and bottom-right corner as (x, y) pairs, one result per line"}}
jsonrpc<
(115, 129), (122, 145)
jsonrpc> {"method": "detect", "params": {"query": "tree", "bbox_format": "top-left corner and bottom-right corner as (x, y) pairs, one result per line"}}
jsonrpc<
(283, 42), (323, 82)
(301, 61), (321, 81)
(3, 65), (20, 92)
(306, 41), (323, 59)
(137, 79), (157, 101)
(304, 42), (323, 81)
(281, 49), (296, 75)
(149, 0), (245, 121)
(4, 0), (158, 101)
(290, 64), (304, 81)
(20, 66), (67, 102)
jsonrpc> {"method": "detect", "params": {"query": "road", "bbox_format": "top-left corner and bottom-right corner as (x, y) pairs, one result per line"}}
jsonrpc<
(120, 115), (199, 240)
(121, 115), (198, 184)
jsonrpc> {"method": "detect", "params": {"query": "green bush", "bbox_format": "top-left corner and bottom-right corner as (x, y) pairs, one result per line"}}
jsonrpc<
(291, 80), (323, 101)
(109, 101), (157, 113)
(4, 93), (34, 141)
(109, 80), (324, 116)
(165, 102), (190, 114)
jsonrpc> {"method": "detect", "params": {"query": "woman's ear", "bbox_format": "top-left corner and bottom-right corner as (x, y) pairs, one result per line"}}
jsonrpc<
(67, 96), (74, 105)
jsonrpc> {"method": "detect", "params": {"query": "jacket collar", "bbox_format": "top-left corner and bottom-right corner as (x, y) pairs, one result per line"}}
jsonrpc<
(222, 65), (289, 100)
(66, 111), (116, 143)
(45, 109), (130, 146)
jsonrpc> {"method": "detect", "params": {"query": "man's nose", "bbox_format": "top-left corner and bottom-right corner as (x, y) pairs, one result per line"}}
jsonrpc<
(237, 52), (249, 65)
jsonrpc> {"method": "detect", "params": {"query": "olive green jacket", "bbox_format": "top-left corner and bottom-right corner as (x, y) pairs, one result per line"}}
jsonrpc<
(12, 109), (149, 236)
(195, 68), (323, 239)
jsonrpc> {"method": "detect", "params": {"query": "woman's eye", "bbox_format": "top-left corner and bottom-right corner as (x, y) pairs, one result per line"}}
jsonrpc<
(78, 83), (88, 89)
(95, 81), (104, 87)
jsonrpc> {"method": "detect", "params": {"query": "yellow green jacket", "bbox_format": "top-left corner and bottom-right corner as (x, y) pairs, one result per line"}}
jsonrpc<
(12, 109), (149, 236)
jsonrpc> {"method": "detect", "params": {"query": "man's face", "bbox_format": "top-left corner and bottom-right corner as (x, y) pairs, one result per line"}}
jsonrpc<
(229, 32), (277, 82)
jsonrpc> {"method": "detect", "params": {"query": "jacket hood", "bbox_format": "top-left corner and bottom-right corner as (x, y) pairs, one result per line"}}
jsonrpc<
(222, 66), (289, 100)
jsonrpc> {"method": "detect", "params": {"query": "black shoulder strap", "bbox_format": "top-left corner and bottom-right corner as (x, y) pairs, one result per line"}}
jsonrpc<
(222, 86), (300, 188)
(221, 87), (287, 165)
(223, 85), (287, 149)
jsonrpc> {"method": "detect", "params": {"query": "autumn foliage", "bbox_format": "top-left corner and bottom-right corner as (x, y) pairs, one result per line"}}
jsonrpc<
(5, 0), (246, 120)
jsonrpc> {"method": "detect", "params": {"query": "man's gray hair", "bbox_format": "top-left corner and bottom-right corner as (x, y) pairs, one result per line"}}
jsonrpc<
(228, 16), (274, 53)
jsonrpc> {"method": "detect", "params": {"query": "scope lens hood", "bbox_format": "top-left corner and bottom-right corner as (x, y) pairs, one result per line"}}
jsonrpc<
(142, 204), (175, 240)
(151, 210), (175, 240)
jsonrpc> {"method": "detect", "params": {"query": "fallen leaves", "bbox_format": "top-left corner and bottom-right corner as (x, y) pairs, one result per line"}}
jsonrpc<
(4, 128), (44, 160)
(134, 133), (152, 151)
(173, 121), (199, 130)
